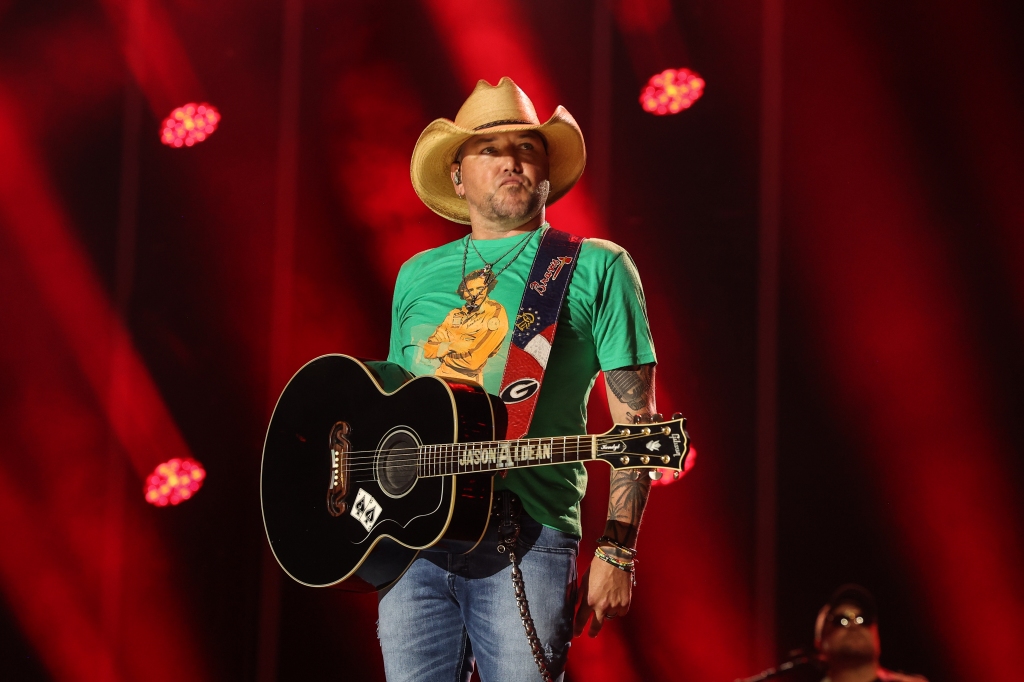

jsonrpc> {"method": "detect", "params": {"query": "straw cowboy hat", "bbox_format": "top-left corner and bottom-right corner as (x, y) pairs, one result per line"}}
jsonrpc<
(410, 77), (586, 224)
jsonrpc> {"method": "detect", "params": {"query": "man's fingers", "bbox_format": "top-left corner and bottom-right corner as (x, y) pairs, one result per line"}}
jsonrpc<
(573, 600), (592, 637)
(587, 611), (605, 638)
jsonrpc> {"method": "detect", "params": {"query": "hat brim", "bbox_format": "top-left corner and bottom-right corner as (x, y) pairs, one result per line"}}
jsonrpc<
(410, 106), (586, 225)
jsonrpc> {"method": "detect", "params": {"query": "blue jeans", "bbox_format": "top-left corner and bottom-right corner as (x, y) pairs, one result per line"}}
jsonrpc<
(377, 512), (579, 682)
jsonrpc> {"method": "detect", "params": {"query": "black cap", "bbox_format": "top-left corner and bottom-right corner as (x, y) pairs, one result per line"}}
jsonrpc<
(825, 584), (878, 622)
(814, 584), (879, 647)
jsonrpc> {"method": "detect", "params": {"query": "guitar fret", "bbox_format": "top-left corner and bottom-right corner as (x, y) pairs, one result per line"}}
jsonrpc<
(422, 433), (626, 476)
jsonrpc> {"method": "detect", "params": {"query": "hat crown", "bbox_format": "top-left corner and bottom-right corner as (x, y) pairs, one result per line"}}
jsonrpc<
(453, 77), (540, 131)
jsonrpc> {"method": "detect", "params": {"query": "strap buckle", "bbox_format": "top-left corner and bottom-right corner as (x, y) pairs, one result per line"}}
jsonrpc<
(493, 491), (522, 554)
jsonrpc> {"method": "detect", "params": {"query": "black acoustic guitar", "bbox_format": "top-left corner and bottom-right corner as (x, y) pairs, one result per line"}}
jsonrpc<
(261, 354), (689, 592)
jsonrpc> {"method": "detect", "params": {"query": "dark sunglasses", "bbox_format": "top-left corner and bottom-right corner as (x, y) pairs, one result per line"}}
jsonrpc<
(827, 612), (875, 628)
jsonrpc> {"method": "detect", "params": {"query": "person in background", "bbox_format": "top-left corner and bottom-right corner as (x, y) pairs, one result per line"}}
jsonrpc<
(814, 584), (928, 682)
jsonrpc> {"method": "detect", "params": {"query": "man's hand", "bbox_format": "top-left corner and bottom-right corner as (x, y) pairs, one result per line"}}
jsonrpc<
(573, 558), (633, 638)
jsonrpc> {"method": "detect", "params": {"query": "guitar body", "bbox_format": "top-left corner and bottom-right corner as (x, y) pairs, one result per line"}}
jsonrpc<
(261, 354), (498, 592)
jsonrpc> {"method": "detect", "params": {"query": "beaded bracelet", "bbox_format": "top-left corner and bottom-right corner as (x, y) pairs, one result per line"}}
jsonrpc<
(594, 547), (637, 586)
(596, 535), (638, 558)
(594, 546), (635, 570)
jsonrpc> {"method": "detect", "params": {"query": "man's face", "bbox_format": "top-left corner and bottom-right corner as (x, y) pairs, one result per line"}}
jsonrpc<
(462, 276), (490, 308)
(453, 131), (550, 226)
(820, 602), (880, 667)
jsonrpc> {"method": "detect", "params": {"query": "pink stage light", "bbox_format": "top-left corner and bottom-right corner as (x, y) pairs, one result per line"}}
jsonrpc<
(145, 457), (206, 506)
(651, 445), (696, 487)
(640, 68), (705, 115)
(160, 103), (220, 148)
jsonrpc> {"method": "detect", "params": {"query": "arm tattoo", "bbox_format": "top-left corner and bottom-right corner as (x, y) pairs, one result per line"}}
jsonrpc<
(605, 471), (652, 549)
(603, 364), (656, 549)
(605, 365), (655, 411)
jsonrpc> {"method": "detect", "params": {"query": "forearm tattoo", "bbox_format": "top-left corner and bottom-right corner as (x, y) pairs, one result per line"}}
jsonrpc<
(603, 364), (656, 549)
(605, 365), (655, 411)
(605, 471), (652, 549)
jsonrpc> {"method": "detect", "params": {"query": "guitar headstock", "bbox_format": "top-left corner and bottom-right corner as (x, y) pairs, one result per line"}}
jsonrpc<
(594, 415), (690, 476)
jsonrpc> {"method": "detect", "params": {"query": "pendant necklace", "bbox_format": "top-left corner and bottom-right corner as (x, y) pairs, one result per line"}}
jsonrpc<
(459, 229), (536, 298)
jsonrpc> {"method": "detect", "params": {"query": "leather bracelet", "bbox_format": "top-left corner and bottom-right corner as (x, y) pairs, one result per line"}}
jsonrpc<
(596, 535), (637, 558)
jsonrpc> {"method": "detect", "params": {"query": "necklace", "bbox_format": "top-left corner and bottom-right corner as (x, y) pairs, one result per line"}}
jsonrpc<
(459, 229), (536, 297)
(470, 230), (535, 275)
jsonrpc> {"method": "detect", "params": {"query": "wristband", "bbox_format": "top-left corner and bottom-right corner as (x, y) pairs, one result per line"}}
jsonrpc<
(596, 536), (637, 558)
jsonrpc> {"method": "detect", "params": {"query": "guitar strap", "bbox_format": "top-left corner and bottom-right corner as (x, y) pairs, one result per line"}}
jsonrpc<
(497, 227), (585, 439)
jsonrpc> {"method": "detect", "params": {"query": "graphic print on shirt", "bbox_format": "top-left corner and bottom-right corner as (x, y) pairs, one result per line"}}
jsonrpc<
(422, 268), (509, 386)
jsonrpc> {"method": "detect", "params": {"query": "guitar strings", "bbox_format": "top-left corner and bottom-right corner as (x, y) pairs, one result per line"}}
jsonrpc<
(324, 430), (674, 464)
(325, 431), (682, 481)
(331, 428), (675, 458)
(344, 438), (678, 483)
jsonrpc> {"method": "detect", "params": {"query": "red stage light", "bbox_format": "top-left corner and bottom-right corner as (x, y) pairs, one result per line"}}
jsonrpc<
(144, 457), (206, 506)
(640, 68), (705, 115)
(160, 103), (220, 148)
(651, 445), (696, 486)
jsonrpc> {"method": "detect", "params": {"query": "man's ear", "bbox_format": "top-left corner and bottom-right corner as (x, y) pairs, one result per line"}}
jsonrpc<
(451, 162), (462, 186)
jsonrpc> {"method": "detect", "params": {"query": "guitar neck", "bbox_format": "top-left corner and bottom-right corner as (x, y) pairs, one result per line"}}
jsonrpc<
(417, 435), (595, 477)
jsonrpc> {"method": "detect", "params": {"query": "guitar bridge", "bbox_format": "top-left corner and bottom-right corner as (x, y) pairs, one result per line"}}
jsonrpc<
(326, 421), (352, 517)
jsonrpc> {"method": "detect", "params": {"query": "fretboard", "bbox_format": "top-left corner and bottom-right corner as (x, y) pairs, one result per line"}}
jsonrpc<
(416, 435), (596, 477)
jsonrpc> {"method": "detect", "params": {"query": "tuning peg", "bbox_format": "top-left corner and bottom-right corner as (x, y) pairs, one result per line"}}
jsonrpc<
(672, 412), (683, 420)
(648, 469), (663, 481)
(651, 413), (663, 423)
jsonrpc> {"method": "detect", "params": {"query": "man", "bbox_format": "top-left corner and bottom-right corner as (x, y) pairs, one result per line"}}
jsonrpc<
(814, 585), (928, 682)
(378, 77), (660, 681)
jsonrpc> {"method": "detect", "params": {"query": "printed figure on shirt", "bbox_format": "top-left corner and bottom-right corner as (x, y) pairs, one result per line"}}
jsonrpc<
(423, 268), (509, 386)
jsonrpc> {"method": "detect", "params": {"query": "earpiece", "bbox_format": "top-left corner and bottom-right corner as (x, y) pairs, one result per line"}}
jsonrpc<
(453, 168), (462, 185)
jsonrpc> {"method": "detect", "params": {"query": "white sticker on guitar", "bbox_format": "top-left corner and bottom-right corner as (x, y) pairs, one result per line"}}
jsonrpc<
(350, 488), (382, 532)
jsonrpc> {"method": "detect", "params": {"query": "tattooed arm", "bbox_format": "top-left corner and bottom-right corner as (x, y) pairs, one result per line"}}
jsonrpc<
(573, 364), (655, 638)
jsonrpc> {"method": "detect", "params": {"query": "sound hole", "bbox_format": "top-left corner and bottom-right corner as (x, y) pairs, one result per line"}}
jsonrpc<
(377, 430), (419, 497)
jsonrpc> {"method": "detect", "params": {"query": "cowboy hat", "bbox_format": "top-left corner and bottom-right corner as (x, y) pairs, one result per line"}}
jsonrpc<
(410, 77), (586, 224)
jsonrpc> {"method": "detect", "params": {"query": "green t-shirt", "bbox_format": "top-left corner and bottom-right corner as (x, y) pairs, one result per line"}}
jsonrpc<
(387, 224), (656, 537)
